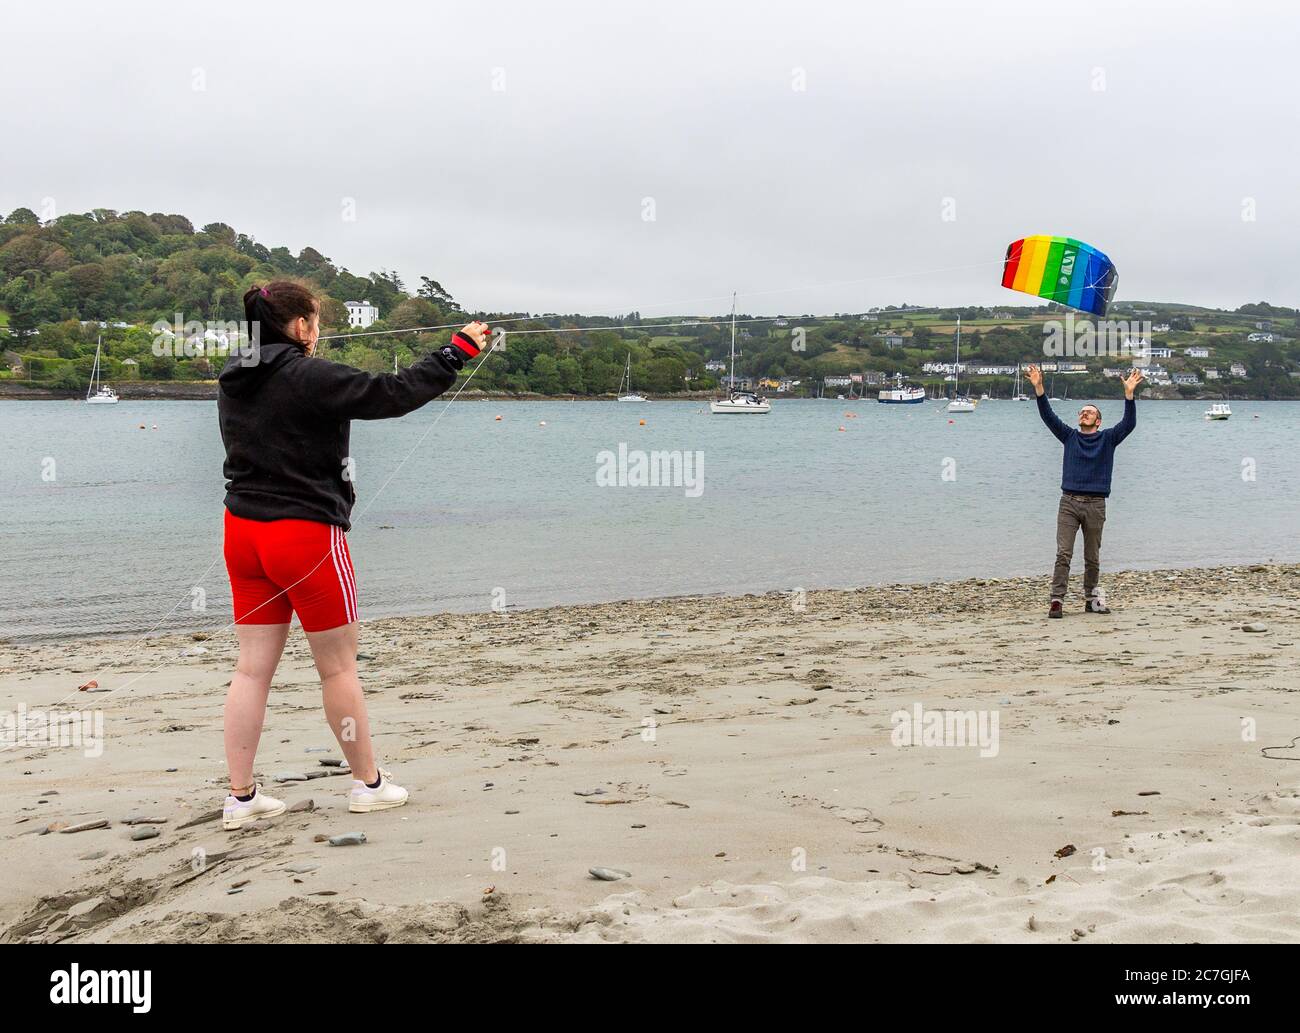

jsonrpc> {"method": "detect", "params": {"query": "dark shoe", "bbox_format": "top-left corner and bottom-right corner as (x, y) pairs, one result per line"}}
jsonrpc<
(1048, 599), (1063, 619)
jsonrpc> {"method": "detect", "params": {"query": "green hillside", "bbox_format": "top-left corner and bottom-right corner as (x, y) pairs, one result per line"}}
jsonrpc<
(2, 206), (1297, 398)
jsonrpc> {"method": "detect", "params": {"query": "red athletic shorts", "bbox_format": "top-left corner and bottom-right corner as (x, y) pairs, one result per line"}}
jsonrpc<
(223, 509), (358, 631)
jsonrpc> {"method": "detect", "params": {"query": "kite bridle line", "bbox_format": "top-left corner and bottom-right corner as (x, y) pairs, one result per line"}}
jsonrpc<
(316, 256), (1039, 345)
(317, 255), (1118, 350)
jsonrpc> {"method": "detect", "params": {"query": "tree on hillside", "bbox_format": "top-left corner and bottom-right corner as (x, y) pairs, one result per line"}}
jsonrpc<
(150, 213), (194, 235)
(201, 223), (237, 246)
(388, 297), (441, 330)
(418, 276), (457, 309)
(236, 234), (270, 263)
(7, 305), (37, 344)
(318, 295), (348, 330)
(530, 353), (562, 393)
(297, 247), (337, 284)
(557, 355), (585, 393)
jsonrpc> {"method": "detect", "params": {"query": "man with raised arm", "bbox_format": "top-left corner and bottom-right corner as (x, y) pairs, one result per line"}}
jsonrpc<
(1025, 364), (1144, 619)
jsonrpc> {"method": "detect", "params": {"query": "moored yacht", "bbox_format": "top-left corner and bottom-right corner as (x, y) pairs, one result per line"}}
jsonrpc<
(945, 317), (975, 413)
(616, 353), (646, 402)
(85, 336), (119, 404)
(710, 294), (770, 415)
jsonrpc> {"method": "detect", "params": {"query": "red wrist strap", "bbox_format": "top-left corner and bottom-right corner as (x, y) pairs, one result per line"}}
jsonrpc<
(451, 331), (480, 358)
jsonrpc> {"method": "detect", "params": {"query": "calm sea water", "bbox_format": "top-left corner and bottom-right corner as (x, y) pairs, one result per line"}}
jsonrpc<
(2, 397), (1296, 640)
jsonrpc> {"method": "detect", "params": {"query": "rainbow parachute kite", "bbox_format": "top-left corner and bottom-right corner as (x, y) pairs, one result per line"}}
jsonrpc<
(1001, 235), (1118, 317)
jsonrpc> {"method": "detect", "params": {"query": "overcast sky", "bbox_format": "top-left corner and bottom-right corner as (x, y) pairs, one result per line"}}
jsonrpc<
(3, 0), (1295, 316)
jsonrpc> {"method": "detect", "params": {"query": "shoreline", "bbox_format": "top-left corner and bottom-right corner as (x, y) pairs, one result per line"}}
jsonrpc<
(0, 382), (718, 403)
(6, 559), (1299, 647)
(3, 561), (1298, 943)
(1, 382), (1292, 403)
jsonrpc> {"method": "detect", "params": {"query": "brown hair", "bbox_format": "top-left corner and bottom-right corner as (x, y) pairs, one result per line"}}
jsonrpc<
(243, 280), (319, 347)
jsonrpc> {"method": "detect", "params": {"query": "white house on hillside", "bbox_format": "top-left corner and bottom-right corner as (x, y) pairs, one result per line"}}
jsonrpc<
(345, 300), (380, 329)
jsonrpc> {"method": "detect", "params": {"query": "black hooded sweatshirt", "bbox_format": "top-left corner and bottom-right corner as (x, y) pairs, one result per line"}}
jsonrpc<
(218, 324), (475, 530)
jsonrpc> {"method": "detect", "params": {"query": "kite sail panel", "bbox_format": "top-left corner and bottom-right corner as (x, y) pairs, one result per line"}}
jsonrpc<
(1001, 235), (1118, 317)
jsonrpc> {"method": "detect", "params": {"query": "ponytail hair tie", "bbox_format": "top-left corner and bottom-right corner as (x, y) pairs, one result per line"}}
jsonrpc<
(259, 287), (269, 298)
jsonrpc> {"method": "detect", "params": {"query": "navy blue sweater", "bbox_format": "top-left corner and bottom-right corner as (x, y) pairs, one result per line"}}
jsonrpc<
(1036, 394), (1136, 497)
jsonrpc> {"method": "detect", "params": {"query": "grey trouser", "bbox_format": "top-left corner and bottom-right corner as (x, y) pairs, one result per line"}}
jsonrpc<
(1052, 493), (1106, 600)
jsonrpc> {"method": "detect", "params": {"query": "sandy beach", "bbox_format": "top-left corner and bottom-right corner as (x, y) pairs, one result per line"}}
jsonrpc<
(2, 564), (1298, 944)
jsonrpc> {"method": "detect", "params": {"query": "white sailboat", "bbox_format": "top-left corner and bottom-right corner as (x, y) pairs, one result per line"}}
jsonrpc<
(85, 335), (119, 404)
(1012, 364), (1030, 401)
(616, 353), (647, 402)
(710, 294), (770, 414)
(946, 317), (975, 413)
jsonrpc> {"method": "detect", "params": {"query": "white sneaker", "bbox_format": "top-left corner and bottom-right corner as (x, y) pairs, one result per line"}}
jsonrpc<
(349, 768), (409, 813)
(222, 785), (287, 830)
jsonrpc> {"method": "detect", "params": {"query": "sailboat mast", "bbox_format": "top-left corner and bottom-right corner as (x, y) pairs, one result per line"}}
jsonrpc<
(88, 335), (101, 400)
(729, 292), (737, 392)
(953, 316), (961, 399)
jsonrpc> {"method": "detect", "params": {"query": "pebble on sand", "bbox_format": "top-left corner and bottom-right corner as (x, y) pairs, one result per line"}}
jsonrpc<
(130, 827), (160, 841)
(589, 867), (631, 881)
(328, 832), (367, 847)
(1241, 622), (1269, 633)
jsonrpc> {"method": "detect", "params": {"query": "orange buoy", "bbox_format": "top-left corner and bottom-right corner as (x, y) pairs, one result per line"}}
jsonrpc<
(639, 419), (646, 426)
(838, 426), (846, 432)
(494, 415), (503, 421)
